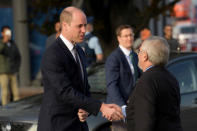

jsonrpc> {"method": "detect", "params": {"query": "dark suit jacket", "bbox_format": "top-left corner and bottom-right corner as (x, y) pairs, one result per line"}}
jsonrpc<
(37, 37), (102, 131)
(126, 66), (182, 131)
(105, 47), (140, 106)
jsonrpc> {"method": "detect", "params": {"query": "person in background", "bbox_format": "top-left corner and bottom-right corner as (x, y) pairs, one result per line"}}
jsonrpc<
(126, 36), (182, 131)
(45, 21), (61, 49)
(0, 26), (21, 106)
(133, 27), (152, 53)
(38, 6), (123, 131)
(105, 25), (141, 131)
(164, 25), (180, 51)
(78, 16), (103, 67)
(33, 21), (61, 86)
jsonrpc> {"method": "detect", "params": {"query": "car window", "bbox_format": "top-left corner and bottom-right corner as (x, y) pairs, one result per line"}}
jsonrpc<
(87, 64), (106, 93)
(180, 26), (197, 34)
(167, 59), (197, 94)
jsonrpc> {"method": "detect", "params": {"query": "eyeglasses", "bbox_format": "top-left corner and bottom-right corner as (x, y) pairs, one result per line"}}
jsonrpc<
(136, 49), (144, 54)
(120, 34), (134, 38)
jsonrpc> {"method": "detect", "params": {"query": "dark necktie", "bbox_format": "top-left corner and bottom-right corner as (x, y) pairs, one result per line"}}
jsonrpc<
(130, 51), (139, 82)
(73, 46), (84, 82)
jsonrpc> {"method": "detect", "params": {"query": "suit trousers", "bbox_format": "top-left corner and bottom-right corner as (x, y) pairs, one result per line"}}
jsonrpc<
(0, 74), (20, 106)
(111, 120), (127, 131)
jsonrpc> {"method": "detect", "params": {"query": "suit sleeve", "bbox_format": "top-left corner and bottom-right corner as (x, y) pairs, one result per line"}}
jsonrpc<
(105, 54), (125, 106)
(41, 50), (102, 116)
(132, 78), (156, 131)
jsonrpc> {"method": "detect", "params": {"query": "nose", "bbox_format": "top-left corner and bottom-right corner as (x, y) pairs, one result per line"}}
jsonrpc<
(128, 35), (133, 41)
(81, 25), (86, 33)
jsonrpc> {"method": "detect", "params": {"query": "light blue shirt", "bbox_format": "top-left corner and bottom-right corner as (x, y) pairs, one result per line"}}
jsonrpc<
(85, 32), (103, 54)
(145, 65), (153, 72)
(119, 45), (136, 119)
(119, 45), (135, 81)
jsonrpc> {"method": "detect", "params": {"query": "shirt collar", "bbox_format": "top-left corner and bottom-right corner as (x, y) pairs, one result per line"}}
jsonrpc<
(119, 45), (132, 56)
(145, 65), (153, 72)
(60, 34), (74, 51)
(85, 32), (91, 35)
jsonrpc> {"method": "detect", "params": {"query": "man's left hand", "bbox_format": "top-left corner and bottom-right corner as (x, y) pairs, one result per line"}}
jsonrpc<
(78, 109), (89, 122)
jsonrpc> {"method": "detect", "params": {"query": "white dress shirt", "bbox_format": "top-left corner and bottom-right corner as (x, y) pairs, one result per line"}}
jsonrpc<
(60, 34), (84, 80)
(119, 45), (135, 76)
(119, 45), (137, 118)
(60, 34), (76, 60)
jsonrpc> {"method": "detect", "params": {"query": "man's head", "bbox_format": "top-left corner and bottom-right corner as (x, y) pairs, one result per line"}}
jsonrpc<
(1, 26), (12, 42)
(138, 36), (169, 71)
(140, 28), (151, 40)
(86, 16), (94, 33)
(116, 25), (134, 50)
(60, 6), (87, 44)
(164, 25), (173, 39)
(54, 21), (61, 33)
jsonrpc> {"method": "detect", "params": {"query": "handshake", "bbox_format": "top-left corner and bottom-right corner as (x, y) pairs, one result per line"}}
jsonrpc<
(78, 103), (124, 122)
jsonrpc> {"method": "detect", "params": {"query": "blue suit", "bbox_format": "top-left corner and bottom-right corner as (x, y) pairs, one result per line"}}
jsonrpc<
(105, 47), (140, 106)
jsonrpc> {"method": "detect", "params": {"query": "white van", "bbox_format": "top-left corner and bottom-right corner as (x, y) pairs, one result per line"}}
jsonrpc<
(173, 23), (197, 51)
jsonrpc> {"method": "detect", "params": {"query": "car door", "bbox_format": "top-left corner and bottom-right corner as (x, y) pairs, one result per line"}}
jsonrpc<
(167, 55), (197, 107)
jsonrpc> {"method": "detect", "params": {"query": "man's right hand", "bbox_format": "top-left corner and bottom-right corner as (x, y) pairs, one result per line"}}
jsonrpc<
(100, 103), (124, 121)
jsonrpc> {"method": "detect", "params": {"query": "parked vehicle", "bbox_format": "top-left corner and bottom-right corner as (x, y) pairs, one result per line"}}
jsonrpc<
(173, 23), (197, 51)
(0, 52), (197, 131)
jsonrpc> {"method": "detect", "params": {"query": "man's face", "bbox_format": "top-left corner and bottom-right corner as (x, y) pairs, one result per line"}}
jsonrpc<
(55, 22), (61, 33)
(1, 28), (12, 41)
(86, 23), (93, 33)
(118, 28), (134, 50)
(137, 45), (147, 71)
(63, 11), (87, 43)
(140, 28), (151, 40)
(164, 26), (172, 37)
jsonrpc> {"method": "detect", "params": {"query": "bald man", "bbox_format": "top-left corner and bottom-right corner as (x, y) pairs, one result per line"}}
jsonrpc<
(37, 6), (123, 131)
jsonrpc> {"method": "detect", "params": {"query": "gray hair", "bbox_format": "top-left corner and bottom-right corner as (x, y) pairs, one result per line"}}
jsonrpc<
(141, 36), (170, 66)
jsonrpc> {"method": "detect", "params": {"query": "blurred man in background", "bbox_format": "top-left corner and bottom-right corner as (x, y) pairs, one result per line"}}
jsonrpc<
(105, 25), (141, 131)
(45, 21), (61, 49)
(0, 26), (21, 106)
(133, 27), (152, 53)
(78, 16), (103, 67)
(164, 25), (180, 52)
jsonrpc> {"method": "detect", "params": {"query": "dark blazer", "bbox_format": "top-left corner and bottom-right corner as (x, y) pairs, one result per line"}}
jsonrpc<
(126, 66), (182, 131)
(105, 47), (140, 106)
(37, 37), (102, 131)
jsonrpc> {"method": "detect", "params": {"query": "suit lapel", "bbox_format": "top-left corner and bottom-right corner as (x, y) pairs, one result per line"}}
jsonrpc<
(56, 37), (76, 64)
(76, 45), (87, 89)
(117, 47), (133, 74)
(57, 37), (85, 85)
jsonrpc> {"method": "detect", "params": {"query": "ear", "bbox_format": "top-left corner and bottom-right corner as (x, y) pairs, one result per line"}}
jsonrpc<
(143, 52), (148, 62)
(117, 36), (121, 43)
(62, 22), (68, 31)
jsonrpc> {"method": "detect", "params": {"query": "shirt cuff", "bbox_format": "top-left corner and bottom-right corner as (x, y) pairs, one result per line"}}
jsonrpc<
(121, 105), (127, 117)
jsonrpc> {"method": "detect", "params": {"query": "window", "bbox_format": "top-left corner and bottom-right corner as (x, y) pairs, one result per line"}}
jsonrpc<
(167, 59), (197, 94)
(87, 64), (106, 93)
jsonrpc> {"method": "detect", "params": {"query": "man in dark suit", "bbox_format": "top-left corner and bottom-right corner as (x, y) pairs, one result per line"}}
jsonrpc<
(38, 6), (123, 131)
(126, 36), (182, 131)
(164, 25), (180, 52)
(105, 25), (141, 131)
